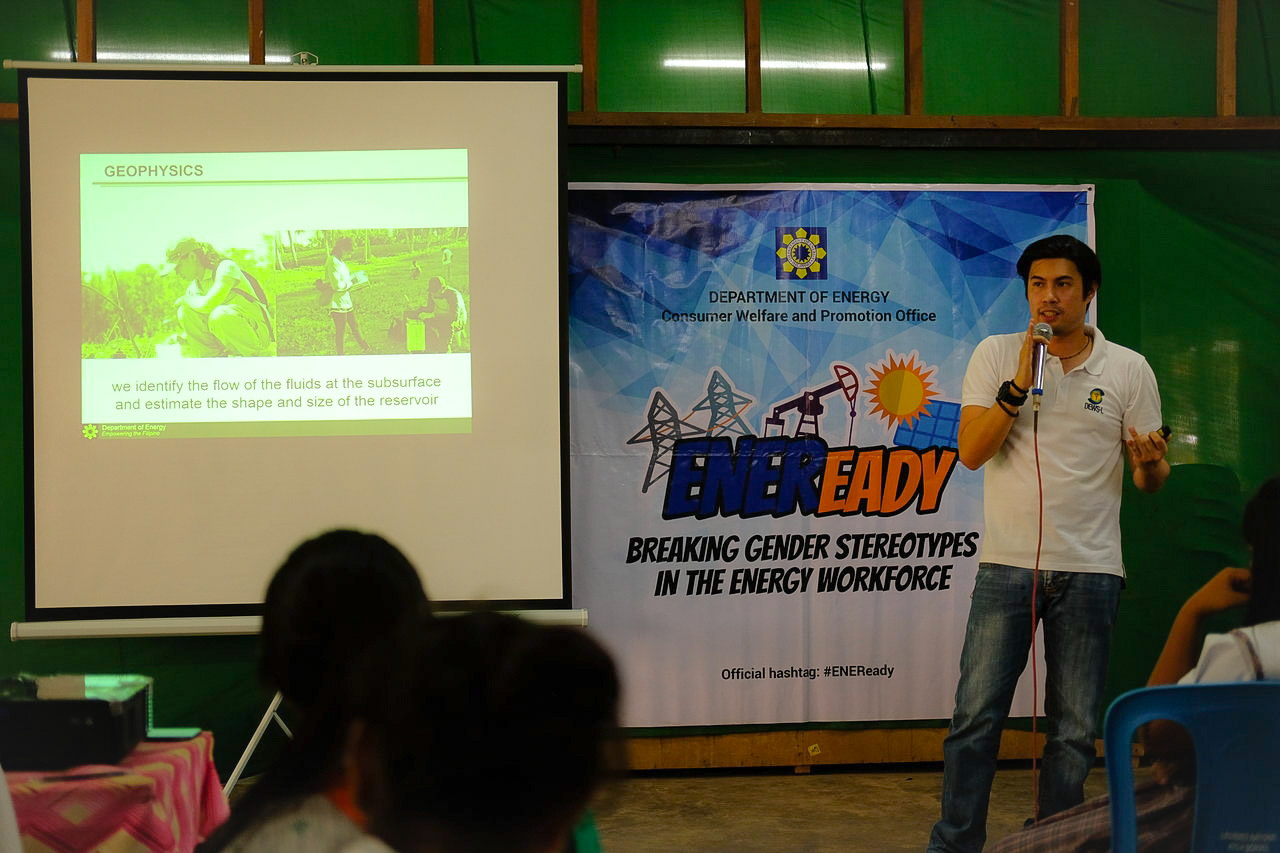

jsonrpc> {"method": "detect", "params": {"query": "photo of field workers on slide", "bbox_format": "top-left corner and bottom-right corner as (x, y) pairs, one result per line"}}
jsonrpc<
(282, 228), (469, 357)
(80, 228), (469, 359)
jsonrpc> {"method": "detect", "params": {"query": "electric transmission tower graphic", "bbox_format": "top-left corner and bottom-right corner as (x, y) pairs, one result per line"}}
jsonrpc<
(626, 369), (754, 494)
(687, 369), (754, 438)
(626, 390), (701, 494)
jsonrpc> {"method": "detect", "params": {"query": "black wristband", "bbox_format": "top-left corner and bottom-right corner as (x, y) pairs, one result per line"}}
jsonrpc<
(1008, 378), (1028, 395)
(997, 380), (1027, 407)
(997, 399), (1019, 418)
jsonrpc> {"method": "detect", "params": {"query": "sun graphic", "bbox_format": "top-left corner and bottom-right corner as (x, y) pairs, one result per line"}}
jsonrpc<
(864, 351), (939, 429)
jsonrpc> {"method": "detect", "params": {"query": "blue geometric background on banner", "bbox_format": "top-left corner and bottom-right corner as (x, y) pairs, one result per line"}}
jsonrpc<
(568, 186), (1090, 445)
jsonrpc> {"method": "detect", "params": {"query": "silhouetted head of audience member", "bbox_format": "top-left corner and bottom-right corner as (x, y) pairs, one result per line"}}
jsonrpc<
(200, 529), (429, 852)
(260, 529), (428, 716)
(352, 611), (621, 853)
(1243, 475), (1280, 627)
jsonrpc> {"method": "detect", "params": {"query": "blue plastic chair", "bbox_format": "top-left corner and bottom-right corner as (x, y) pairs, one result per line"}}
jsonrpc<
(1104, 681), (1280, 853)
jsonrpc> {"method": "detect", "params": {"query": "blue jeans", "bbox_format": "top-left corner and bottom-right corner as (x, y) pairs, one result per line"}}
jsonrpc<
(927, 563), (1122, 853)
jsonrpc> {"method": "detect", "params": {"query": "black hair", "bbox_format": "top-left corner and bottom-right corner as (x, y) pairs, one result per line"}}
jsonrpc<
(199, 530), (429, 852)
(258, 529), (427, 710)
(1016, 234), (1102, 298)
(362, 611), (621, 853)
(1243, 476), (1280, 626)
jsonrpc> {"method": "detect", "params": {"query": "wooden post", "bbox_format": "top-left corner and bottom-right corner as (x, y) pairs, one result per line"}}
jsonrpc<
(745, 0), (762, 114)
(1217, 0), (1237, 116)
(248, 0), (265, 65)
(76, 0), (96, 63)
(1060, 0), (1080, 117)
(418, 0), (435, 65)
(903, 0), (923, 114)
(580, 0), (599, 113)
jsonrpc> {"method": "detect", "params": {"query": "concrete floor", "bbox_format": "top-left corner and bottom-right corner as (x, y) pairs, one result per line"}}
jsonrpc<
(592, 763), (1109, 853)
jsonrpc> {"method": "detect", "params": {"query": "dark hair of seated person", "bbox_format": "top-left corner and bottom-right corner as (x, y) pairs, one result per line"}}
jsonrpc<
(1242, 475), (1280, 626)
(351, 611), (621, 853)
(199, 529), (430, 852)
(1141, 474), (1280, 774)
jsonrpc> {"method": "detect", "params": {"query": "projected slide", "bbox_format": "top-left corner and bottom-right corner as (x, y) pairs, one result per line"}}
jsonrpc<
(79, 149), (472, 438)
(26, 70), (566, 614)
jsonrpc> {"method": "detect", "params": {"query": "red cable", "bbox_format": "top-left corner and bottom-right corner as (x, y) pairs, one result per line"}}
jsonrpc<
(1030, 410), (1044, 822)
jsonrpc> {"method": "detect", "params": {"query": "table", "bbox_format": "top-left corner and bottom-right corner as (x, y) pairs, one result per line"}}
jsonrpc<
(6, 732), (230, 852)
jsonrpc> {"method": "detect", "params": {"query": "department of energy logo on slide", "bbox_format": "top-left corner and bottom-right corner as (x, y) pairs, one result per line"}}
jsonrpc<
(775, 227), (827, 280)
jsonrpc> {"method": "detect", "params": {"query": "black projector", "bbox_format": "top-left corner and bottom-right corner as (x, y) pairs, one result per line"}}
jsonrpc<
(0, 674), (151, 771)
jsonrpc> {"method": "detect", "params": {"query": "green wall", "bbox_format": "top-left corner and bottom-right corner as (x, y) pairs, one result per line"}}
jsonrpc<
(1, 1), (1278, 774)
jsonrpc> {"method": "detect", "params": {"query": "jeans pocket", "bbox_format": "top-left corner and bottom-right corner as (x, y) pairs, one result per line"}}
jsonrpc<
(970, 562), (996, 600)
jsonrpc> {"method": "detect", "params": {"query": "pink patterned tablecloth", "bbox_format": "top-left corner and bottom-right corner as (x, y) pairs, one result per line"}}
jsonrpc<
(5, 731), (231, 852)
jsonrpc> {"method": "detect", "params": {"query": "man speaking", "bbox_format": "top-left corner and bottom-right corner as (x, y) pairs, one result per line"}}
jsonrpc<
(927, 235), (1170, 853)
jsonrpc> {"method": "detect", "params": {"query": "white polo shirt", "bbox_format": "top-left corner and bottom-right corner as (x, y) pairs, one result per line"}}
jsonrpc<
(961, 325), (1163, 576)
(1179, 621), (1280, 683)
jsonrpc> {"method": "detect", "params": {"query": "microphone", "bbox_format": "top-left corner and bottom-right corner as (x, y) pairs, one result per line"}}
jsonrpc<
(1031, 322), (1053, 412)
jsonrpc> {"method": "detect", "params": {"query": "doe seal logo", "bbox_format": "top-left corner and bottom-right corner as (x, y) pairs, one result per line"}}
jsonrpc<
(1086, 388), (1105, 413)
(775, 227), (827, 280)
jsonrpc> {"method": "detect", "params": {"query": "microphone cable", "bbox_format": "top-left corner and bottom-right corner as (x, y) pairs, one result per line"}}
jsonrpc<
(1027, 325), (1050, 824)
(1029, 407), (1044, 822)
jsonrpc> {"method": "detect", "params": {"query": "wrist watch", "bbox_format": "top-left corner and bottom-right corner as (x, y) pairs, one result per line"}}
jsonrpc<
(997, 380), (1027, 407)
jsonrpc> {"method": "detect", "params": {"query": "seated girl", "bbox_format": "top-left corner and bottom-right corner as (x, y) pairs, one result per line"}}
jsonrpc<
(348, 611), (620, 853)
(198, 530), (430, 852)
(988, 475), (1280, 852)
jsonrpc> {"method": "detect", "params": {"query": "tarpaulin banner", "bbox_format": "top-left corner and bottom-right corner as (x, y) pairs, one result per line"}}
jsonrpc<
(568, 184), (1093, 726)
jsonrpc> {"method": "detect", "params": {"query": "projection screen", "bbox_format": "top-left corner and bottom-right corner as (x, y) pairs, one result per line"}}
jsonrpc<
(20, 67), (570, 620)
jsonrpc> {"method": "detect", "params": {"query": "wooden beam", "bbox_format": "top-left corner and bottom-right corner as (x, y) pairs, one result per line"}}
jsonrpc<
(903, 0), (923, 114)
(567, 111), (1280, 131)
(248, 0), (265, 64)
(568, 123), (1280, 151)
(418, 0), (435, 64)
(580, 0), (599, 112)
(745, 0), (762, 114)
(76, 0), (95, 62)
(1217, 0), (1237, 116)
(1060, 0), (1080, 117)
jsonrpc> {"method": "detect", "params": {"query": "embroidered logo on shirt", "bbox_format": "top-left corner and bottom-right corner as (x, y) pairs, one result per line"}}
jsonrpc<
(1085, 388), (1105, 413)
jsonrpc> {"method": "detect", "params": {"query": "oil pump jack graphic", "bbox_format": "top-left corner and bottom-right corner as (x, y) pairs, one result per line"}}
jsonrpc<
(763, 364), (861, 446)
